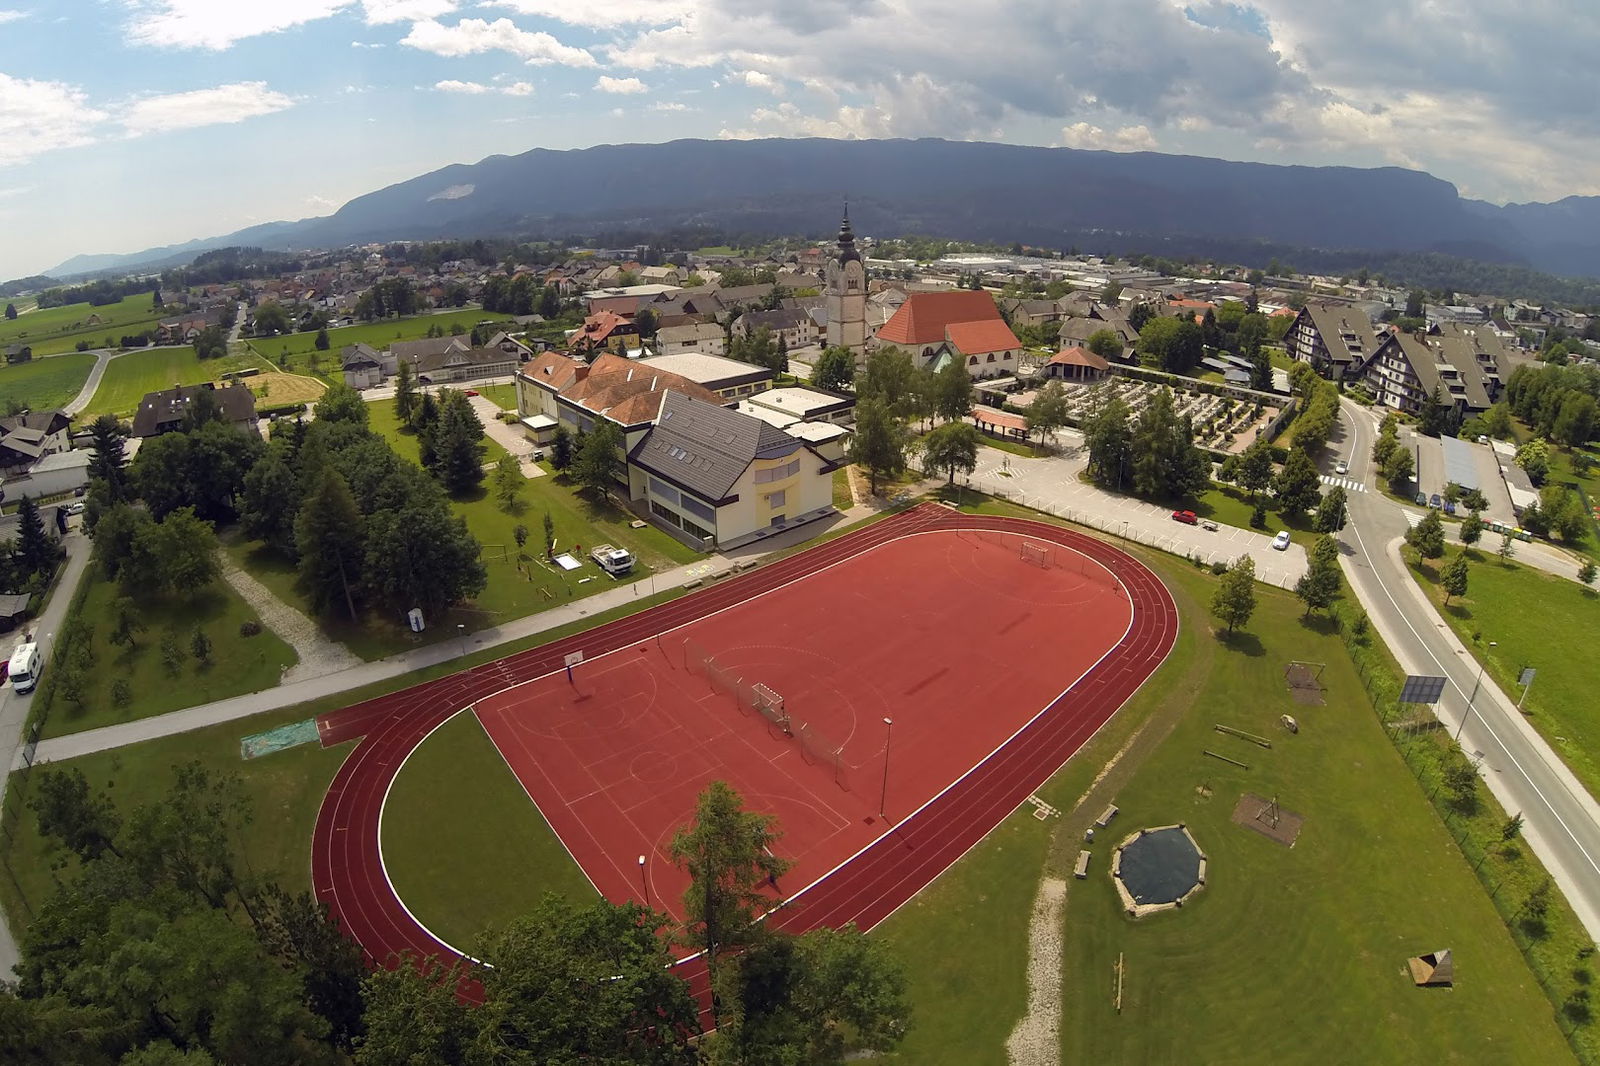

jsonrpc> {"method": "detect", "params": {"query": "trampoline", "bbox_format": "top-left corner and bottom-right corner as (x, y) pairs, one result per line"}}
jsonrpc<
(1111, 824), (1207, 916)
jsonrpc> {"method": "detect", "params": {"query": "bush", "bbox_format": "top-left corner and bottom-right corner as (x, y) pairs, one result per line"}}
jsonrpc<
(1209, 560), (1228, 576)
(110, 679), (131, 707)
(238, 620), (262, 638)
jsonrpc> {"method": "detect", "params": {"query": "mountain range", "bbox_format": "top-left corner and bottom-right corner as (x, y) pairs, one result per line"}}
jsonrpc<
(42, 137), (1600, 282)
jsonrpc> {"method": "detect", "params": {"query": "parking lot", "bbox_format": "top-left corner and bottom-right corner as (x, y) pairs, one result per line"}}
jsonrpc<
(1403, 427), (1518, 525)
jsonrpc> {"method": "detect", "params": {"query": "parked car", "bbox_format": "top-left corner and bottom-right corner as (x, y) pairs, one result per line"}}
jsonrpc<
(1429, 494), (1442, 509)
(65, 501), (86, 515)
(1415, 492), (1428, 506)
(465, 389), (480, 397)
(1171, 509), (1198, 525)
(1443, 500), (1457, 516)
(589, 544), (635, 577)
(1272, 530), (1291, 551)
(1336, 460), (1349, 475)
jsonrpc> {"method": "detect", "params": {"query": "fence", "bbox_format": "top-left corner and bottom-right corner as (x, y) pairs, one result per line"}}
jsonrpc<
(685, 638), (850, 791)
(964, 476), (1301, 590)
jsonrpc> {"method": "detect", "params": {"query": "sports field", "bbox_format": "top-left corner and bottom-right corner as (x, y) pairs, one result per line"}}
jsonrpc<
(313, 505), (1176, 975)
(79, 345), (268, 419)
(0, 352), (96, 411)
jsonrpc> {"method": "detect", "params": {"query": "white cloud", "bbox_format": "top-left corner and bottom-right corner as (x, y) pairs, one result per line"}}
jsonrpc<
(401, 17), (597, 66)
(361, 0), (455, 24)
(494, 0), (691, 28)
(596, 75), (647, 94)
(350, 40), (385, 48)
(123, 0), (348, 50)
(649, 101), (690, 112)
(121, 81), (295, 135)
(734, 70), (782, 95)
(0, 10), (28, 25)
(1059, 122), (1158, 152)
(434, 79), (535, 96)
(0, 73), (107, 164)
(306, 193), (338, 210)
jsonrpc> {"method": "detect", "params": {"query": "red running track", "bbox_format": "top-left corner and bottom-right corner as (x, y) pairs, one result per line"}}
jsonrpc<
(310, 505), (1178, 997)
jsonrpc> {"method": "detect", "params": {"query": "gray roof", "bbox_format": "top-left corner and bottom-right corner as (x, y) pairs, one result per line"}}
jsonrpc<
(390, 336), (468, 362)
(738, 307), (809, 332)
(130, 383), (257, 437)
(341, 342), (381, 369)
(630, 391), (803, 503)
(635, 352), (773, 388)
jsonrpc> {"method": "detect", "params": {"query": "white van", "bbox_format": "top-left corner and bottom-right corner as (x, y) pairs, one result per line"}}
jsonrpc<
(7, 641), (40, 694)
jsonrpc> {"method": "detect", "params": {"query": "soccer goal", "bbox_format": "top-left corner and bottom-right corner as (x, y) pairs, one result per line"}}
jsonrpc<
(750, 683), (790, 733)
(1020, 542), (1051, 568)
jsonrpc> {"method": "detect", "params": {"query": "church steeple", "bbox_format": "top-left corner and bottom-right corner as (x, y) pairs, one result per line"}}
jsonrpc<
(836, 201), (861, 264)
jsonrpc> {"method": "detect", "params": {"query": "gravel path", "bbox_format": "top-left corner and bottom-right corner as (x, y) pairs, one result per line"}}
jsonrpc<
(1006, 877), (1066, 1066)
(219, 555), (360, 684)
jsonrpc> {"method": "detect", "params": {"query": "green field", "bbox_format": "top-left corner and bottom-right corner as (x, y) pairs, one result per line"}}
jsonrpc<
(246, 311), (516, 381)
(80, 345), (269, 420)
(0, 352), (96, 412)
(35, 570), (297, 739)
(476, 383), (517, 411)
(367, 505), (1574, 1064)
(1409, 549), (1600, 800)
(0, 294), (169, 356)
(381, 710), (598, 950)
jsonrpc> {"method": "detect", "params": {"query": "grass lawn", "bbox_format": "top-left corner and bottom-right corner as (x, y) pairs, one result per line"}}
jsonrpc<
(366, 398), (512, 468)
(832, 467), (855, 510)
(35, 570), (297, 739)
(1193, 482), (1319, 547)
(973, 430), (1049, 458)
(1408, 549), (1600, 799)
(381, 710), (598, 950)
(0, 353), (96, 411)
(476, 383), (517, 411)
(80, 345), (269, 419)
(0, 294), (168, 356)
(247, 311), (516, 381)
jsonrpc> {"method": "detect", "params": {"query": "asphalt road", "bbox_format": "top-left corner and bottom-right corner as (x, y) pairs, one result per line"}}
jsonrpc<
(1332, 399), (1600, 939)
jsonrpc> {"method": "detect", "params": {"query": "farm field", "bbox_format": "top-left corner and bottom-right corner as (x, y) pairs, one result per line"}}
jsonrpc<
(79, 345), (268, 419)
(0, 294), (170, 356)
(246, 310), (516, 380)
(0, 352), (96, 411)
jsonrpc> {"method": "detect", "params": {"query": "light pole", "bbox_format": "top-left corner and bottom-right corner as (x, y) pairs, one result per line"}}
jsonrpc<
(638, 854), (649, 905)
(1518, 666), (1536, 711)
(456, 623), (467, 658)
(1457, 640), (1497, 741)
(879, 717), (894, 818)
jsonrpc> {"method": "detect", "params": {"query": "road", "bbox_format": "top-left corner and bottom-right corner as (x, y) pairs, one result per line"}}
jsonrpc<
(1331, 399), (1600, 940)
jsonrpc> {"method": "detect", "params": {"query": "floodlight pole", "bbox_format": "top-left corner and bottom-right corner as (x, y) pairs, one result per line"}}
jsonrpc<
(638, 854), (649, 905)
(1456, 641), (1497, 741)
(879, 717), (894, 819)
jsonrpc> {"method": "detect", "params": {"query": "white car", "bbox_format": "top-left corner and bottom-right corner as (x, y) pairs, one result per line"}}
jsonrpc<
(1272, 530), (1291, 551)
(65, 501), (86, 515)
(1335, 460), (1349, 475)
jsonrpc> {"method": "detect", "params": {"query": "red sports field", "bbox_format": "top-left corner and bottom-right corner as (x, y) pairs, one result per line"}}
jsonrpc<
(474, 527), (1133, 928)
(312, 504), (1177, 983)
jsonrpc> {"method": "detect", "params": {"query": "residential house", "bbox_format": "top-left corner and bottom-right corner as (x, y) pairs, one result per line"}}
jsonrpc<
(629, 391), (838, 549)
(635, 352), (775, 400)
(341, 343), (385, 390)
(1056, 301), (1139, 356)
(656, 322), (727, 357)
(0, 410), (71, 474)
(571, 310), (639, 354)
(389, 335), (467, 373)
(1287, 301), (1382, 380)
(1001, 298), (1066, 328)
(1363, 323), (1526, 418)
(1, 450), (91, 501)
(130, 383), (259, 438)
(874, 290), (1023, 379)
(734, 308), (816, 349)
(638, 265), (684, 286)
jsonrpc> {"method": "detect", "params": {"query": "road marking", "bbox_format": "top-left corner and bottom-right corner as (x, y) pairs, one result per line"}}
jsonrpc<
(1320, 475), (1367, 492)
(1402, 510), (1424, 529)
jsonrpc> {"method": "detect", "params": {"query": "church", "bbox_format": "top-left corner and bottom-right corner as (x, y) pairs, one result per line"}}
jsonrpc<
(822, 207), (1022, 379)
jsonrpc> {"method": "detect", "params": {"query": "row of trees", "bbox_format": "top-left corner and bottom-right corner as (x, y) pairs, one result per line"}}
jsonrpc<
(354, 278), (421, 322)
(847, 347), (976, 493)
(481, 274), (563, 319)
(1504, 363), (1600, 448)
(1284, 361), (1340, 456)
(1082, 385), (1211, 500)
(5, 767), (908, 1065)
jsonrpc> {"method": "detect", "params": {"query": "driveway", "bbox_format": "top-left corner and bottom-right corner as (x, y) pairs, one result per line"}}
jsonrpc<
(965, 437), (1308, 589)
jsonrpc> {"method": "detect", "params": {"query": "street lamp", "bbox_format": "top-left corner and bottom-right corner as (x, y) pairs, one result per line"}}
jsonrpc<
(638, 854), (649, 905)
(1457, 640), (1497, 741)
(879, 717), (894, 818)
(456, 623), (467, 658)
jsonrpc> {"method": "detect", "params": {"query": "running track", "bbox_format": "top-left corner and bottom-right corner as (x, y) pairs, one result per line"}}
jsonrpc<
(310, 504), (1178, 999)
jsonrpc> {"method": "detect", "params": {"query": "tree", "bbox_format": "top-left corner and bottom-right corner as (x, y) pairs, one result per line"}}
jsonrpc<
(1460, 509), (1485, 547)
(362, 498), (485, 620)
(812, 346), (856, 391)
(1499, 531), (1517, 561)
(355, 958), (474, 1066)
(108, 595), (145, 650)
(1381, 445), (1415, 491)
(1129, 387), (1209, 500)
(192, 325), (227, 360)
(1210, 555), (1257, 634)
(670, 781), (791, 1019)
(1137, 315), (1203, 373)
(29, 767), (121, 861)
(542, 511), (556, 557)
(1440, 552), (1469, 604)
(1418, 386), (1450, 437)
(1236, 439), (1274, 500)
(858, 347), (918, 417)
(1405, 289), (1425, 318)
(86, 414), (130, 503)
(550, 424), (574, 469)
(849, 398), (909, 495)
(920, 422), (980, 484)
(392, 360), (417, 427)
(295, 467), (364, 620)
(1554, 393), (1598, 447)
(148, 507), (222, 593)
(190, 625), (213, 664)
(3, 302), (14, 320)
(1580, 558), (1598, 588)
(1273, 448), (1322, 518)
(121, 761), (255, 912)
(251, 884), (367, 1054)
(1294, 534), (1343, 617)
(412, 390), (440, 469)
(1502, 812), (1526, 842)
(472, 895), (700, 1064)
(492, 452), (524, 512)
(1085, 328), (1123, 361)
(14, 496), (55, 580)
(432, 389), (487, 495)
(1315, 484), (1348, 533)
(1083, 392), (1133, 491)
(1025, 382), (1069, 445)
(574, 420), (624, 498)
(160, 631), (186, 676)
(240, 448), (301, 557)
(252, 300), (290, 336)
(933, 358), (975, 422)
(315, 382), (368, 427)
(1407, 508), (1446, 559)
(313, 326), (330, 351)
(1484, 402), (1513, 440)
(1516, 438), (1551, 486)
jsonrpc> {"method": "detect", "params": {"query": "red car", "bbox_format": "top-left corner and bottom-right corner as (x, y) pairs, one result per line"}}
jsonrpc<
(465, 390), (480, 397)
(1171, 509), (1198, 525)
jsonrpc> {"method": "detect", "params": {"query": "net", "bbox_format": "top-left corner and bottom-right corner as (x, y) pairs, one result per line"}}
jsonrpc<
(797, 721), (849, 790)
(1020, 542), (1051, 568)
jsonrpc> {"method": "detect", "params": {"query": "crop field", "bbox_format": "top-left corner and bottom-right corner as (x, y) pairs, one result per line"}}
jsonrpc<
(0, 352), (96, 411)
(0, 294), (169, 356)
(247, 311), (517, 379)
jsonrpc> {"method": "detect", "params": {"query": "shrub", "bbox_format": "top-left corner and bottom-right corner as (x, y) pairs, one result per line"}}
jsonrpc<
(238, 620), (262, 638)
(110, 679), (131, 707)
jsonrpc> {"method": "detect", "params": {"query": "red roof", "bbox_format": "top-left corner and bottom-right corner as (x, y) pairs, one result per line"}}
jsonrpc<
(1048, 345), (1110, 370)
(877, 290), (1011, 347)
(945, 320), (1020, 356)
(972, 405), (1029, 433)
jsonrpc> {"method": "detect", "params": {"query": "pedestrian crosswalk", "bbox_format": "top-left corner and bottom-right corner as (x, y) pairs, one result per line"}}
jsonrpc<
(1320, 475), (1367, 493)
(1403, 510), (1424, 529)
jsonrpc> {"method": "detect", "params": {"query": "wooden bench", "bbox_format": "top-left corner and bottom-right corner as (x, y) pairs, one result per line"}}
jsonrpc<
(1074, 850), (1092, 879)
(1095, 804), (1118, 828)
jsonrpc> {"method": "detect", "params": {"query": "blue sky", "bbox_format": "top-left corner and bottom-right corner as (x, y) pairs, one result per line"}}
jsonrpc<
(2, 1), (1596, 281)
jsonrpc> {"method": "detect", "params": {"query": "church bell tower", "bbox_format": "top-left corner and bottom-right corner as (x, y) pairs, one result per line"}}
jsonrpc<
(824, 203), (867, 361)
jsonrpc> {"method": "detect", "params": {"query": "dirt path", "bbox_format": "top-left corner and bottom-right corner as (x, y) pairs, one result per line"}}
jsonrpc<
(219, 554), (360, 684)
(1005, 877), (1067, 1066)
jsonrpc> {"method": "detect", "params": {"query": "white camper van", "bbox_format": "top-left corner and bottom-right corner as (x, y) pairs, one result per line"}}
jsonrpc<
(7, 640), (40, 694)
